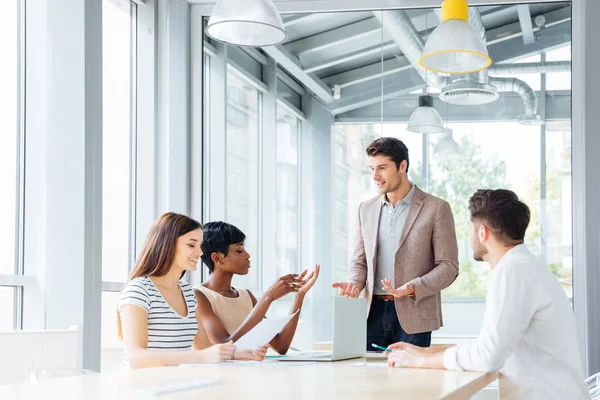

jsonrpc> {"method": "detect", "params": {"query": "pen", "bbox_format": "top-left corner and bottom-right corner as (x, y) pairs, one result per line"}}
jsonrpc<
(371, 343), (393, 352)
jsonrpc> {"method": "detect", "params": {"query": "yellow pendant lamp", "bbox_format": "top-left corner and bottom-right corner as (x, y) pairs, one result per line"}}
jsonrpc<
(420, 0), (491, 74)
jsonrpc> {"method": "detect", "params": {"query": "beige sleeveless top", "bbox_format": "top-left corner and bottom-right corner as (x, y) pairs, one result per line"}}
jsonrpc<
(195, 285), (254, 334)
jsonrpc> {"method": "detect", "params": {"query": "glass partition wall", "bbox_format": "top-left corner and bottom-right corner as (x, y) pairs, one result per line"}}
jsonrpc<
(328, 3), (573, 300)
(198, 0), (573, 350)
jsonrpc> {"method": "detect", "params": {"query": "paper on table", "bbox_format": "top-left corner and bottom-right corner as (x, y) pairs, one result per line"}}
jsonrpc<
(351, 362), (389, 368)
(133, 379), (220, 397)
(179, 360), (315, 368)
(234, 310), (299, 350)
(223, 360), (315, 367)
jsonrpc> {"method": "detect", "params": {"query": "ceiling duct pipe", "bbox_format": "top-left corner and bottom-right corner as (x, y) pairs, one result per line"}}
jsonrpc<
(380, 8), (545, 124)
(488, 61), (571, 75)
(373, 10), (447, 89)
(489, 77), (544, 125)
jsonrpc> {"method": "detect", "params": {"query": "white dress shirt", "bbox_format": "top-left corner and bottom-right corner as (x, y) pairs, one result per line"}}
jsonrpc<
(443, 244), (589, 400)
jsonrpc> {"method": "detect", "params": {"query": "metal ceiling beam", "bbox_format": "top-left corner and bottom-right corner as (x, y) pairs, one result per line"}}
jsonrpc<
(286, 17), (381, 58)
(306, 5), (571, 81)
(335, 90), (571, 123)
(517, 5), (536, 45)
(487, 5), (571, 45)
(260, 44), (335, 103)
(322, 56), (412, 88)
(488, 21), (571, 63)
(328, 20), (570, 114)
(286, 10), (439, 65)
(321, 15), (570, 96)
(282, 14), (313, 28)
(328, 69), (425, 115)
(303, 42), (396, 73)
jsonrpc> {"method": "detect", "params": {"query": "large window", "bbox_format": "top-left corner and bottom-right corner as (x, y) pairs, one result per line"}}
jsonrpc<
(0, 0), (23, 330)
(226, 71), (260, 292)
(102, 0), (136, 284)
(429, 123), (541, 297)
(202, 53), (210, 222)
(544, 120), (572, 298)
(509, 54), (542, 91)
(275, 105), (301, 278)
(333, 116), (572, 299)
(0, 0), (19, 277)
(546, 45), (571, 91)
(101, 0), (136, 367)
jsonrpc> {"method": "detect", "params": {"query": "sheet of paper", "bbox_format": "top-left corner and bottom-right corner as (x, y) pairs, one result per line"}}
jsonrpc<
(234, 310), (299, 350)
(350, 362), (389, 368)
(223, 360), (315, 367)
(264, 361), (316, 367)
(180, 360), (315, 368)
(133, 379), (220, 397)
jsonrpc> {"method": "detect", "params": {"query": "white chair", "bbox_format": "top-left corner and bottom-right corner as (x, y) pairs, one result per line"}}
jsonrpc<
(0, 326), (82, 385)
(587, 372), (600, 399)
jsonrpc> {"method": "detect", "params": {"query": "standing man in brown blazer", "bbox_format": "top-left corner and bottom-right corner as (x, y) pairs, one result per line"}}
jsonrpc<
(332, 137), (459, 350)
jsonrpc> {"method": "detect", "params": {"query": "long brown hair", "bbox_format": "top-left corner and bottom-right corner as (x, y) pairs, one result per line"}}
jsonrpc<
(117, 212), (202, 339)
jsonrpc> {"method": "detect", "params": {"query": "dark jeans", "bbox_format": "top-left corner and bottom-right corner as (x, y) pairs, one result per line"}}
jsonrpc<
(366, 297), (431, 352)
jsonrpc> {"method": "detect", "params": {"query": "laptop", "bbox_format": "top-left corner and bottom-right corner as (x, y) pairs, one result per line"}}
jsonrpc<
(277, 296), (367, 362)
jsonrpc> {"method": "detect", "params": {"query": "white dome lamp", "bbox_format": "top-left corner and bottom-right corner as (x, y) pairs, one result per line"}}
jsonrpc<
(206, 0), (286, 47)
(406, 95), (446, 134)
(420, 0), (491, 74)
(433, 128), (462, 161)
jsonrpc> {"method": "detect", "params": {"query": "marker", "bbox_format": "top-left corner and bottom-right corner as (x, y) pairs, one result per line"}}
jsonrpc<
(371, 343), (393, 352)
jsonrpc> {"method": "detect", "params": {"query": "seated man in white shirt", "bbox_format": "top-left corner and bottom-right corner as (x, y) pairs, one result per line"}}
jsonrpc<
(385, 189), (589, 400)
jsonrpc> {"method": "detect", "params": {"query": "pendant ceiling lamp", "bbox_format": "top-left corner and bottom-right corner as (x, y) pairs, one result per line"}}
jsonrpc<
(407, 95), (445, 134)
(433, 129), (462, 161)
(206, 0), (286, 47)
(420, 0), (491, 74)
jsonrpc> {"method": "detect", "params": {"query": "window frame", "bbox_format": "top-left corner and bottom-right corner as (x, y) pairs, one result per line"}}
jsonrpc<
(100, 0), (138, 293)
(200, 35), (307, 295)
(99, 0), (145, 364)
(0, 0), (29, 331)
(223, 67), (263, 293)
(275, 101), (303, 277)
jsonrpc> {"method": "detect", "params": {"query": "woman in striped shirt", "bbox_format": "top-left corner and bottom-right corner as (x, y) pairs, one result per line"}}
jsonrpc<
(117, 213), (268, 369)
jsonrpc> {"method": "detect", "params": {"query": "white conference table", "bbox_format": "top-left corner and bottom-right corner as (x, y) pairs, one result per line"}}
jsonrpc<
(0, 357), (497, 400)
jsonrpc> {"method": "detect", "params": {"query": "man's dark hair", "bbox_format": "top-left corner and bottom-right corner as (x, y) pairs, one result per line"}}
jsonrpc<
(468, 189), (531, 245)
(366, 137), (410, 172)
(200, 221), (246, 273)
